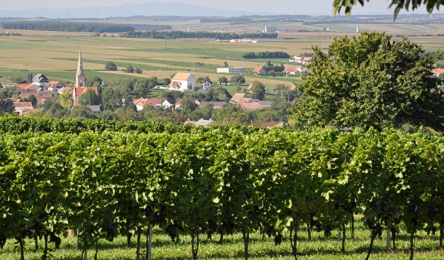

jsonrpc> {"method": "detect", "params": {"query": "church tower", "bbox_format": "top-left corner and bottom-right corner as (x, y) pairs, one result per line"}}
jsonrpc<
(73, 51), (85, 106)
(76, 51), (85, 88)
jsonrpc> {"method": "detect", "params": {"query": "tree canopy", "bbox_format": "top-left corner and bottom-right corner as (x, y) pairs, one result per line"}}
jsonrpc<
(291, 32), (444, 131)
(333, 0), (444, 18)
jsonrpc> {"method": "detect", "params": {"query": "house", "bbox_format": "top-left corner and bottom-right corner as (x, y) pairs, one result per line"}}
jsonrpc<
(16, 83), (39, 90)
(289, 56), (302, 63)
(13, 101), (33, 115)
(194, 118), (214, 127)
(202, 81), (212, 91)
(432, 68), (444, 77)
(184, 120), (196, 125)
(284, 66), (311, 75)
(162, 98), (175, 110)
(71, 87), (99, 106)
(252, 66), (267, 76)
(302, 56), (313, 64)
(32, 74), (49, 86)
(170, 72), (195, 92)
(22, 108), (39, 116)
(230, 93), (247, 103)
(133, 98), (163, 111)
(87, 105), (101, 112)
(238, 99), (272, 111)
(175, 101), (182, 109)
(216, 67), (246, 74)
(46, 81), (65, 91)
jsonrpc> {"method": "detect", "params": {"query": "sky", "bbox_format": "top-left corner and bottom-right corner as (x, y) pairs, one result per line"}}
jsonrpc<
(1, 0), (434, 16)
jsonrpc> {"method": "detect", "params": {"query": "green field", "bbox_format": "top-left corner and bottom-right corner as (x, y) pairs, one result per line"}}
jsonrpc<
(1, 24), (444, 92)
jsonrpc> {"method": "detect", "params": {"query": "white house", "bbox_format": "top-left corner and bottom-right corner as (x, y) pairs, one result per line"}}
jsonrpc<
(162, 98), (175, 110)
(133, 98), (162, 111)
(13, 101), (34, 115)
(170, 72), (195, 92)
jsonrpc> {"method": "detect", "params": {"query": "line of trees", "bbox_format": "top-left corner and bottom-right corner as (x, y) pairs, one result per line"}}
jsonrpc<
(121, 31), (278, 39)
(243, 51), (290, 59)
(0, 128), (444, 260)
(2, 22), (135, 33)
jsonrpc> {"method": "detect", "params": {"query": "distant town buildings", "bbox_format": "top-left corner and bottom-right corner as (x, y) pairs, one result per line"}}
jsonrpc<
(216, 67), (246, 74)
(264, 25), (276, 33)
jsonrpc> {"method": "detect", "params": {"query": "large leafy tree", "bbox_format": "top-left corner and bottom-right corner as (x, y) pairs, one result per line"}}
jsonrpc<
(78, 89), (100, 106)
(333, 0), (444, 18)
(292, 32), (444, 131)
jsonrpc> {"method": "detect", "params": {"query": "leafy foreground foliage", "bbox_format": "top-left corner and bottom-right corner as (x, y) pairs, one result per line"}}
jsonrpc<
(292, 32), (444, 132)
(0, 127), (444, 260)
(2, 223), (444, 259)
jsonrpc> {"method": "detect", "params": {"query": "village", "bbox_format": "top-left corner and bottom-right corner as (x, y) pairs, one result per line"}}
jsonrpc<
(1, 50), (319, 126)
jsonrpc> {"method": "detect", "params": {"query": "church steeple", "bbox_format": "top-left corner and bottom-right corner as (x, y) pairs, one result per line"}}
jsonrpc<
(73, 51), (86, 107)
(76, 51), (85, 88)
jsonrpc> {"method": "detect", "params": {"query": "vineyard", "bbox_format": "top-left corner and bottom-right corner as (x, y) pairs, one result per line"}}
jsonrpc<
(0, 117), (444, 260)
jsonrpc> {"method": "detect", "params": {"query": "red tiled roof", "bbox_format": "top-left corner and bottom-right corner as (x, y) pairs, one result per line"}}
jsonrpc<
(13, 101), (33, 108)
(252, 66), (264, 73)
(73, 87), (98, 97)
(432, 68), (444, 74)
(172, 72), (193, 81)
(230, 93), (246, 102)
(15, 83), (35, 89)
(133, 98), (162, 107)
(46, 81), (64, 87)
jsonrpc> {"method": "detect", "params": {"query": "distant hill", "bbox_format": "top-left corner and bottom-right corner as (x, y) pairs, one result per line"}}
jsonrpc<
(0, 3), (245, 19)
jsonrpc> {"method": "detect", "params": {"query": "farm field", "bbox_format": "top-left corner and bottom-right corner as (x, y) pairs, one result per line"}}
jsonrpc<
(2, 221), (444, 259)
(1, 25), (443, 92)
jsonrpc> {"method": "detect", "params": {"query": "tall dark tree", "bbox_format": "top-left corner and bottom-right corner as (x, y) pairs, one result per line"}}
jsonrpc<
(26, 73), (33, 84)
(292, 32), (444, 131)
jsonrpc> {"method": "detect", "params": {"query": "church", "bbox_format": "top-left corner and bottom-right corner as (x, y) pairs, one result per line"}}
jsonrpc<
(72, 51), (98, 106)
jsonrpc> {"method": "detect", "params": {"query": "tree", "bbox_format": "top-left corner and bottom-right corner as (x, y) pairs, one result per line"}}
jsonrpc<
(224, 61), (229, 67)
(196, 77), (206, 85)
(0, 99), (14, 114)
(78, 89), (100, 106)
(291, 32), (444, 131)
(250, 81), (266, 100)
(180, 95), (198, 114)
(333, 0), (444, 18)
(57, 91), (73, 109)
(125, 64), (134, 73)
(105, 61), (117, 71)
(135, 68), (142, 74)
(230, 75), (245, 85)
(218, 76), (228, 85)
(26, 73), (33, 84)
(88, 76), (103, 87)
(70, 106), (97, 119)
(23, 94), (37, 107)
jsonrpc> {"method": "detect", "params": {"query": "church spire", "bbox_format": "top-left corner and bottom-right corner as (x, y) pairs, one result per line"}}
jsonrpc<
(73, 51), (86, 107)
(76, 51), (85, 88)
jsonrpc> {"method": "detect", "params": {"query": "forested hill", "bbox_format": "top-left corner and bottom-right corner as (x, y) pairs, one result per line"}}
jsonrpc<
(121, 31), (278, 39)
(2, 21), (135, 33)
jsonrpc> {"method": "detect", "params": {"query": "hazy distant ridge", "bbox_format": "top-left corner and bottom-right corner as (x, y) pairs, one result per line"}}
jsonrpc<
(0, 3), (246, 19)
